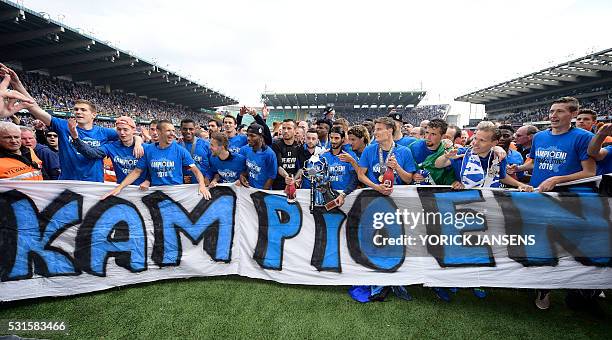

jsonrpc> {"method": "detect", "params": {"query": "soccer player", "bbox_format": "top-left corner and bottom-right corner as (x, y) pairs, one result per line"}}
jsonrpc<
(515, 99), (598, 310)
(295, 126), (306, 144)
(223, 114), (248, 153)
(239, 124), (278, 190)
(497, 125), (525, 183)
(357, 117), (416, 195)
(180, 118), (211, 184)
(142, 119), (159, 143)
(588, 123), (612, 176)
(315, 118), (332, 149)
(435, 125), (532, 191)
(576, 108), (597, 132)
(104, 120), (210, 199)
(387, 112), (417, 147)
(68, 116), (147, 185)
(409, 119), (455, 185)
(2, 64), (144, 182)
(272, 119), (305, 190)
(321, 126), (358, 207)
(514, 97), (596, 193)
(208, 132), (247, 185)
(298, 128), (320, 189)
(237, 106), (272, 146)
(208, 119), (222, 134)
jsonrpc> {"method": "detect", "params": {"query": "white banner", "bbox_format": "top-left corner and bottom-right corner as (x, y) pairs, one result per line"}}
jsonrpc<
(1, 181), (611, 302)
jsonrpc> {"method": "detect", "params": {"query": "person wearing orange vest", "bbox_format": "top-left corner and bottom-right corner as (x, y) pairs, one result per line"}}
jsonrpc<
(0, 121), (43, 180)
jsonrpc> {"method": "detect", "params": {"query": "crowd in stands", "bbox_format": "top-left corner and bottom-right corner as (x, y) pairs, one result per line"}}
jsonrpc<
(17, 71), (210, 125)
(490, 85), (612, 123)
(341, 104), (449, 126)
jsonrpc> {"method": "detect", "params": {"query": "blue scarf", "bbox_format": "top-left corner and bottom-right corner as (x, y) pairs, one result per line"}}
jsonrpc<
(460, 149), (501, 188)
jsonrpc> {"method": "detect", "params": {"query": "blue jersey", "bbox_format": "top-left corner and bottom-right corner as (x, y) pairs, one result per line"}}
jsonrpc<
(409, 140), (436, 164)
(321, 149), (357, 190)
(228, 134), (247, 154)
(136, 142), (195, 186)
(240, 145), (278, 189)
(596, 145), (612, 176)
(209, 152), (247, 183)
(529, 128), (593, 187)
(506, 149), (525, 179)
(101, 141), (147, 185)
(450, 149), (508, 186)
(357, 143), (416, 184)
(396, 136), (418, 148)
(180, 138), (211, 183)
(51, 117), (118, 182)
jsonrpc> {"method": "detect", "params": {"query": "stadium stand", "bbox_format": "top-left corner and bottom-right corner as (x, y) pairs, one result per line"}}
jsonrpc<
(456, 47), (612, 125)
(261, 91), (449, 125)
(0, 0), (237, 124)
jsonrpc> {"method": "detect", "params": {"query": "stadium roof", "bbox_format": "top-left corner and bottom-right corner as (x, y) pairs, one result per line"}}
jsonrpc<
(261, 91), (426, 109)
(455, 47), (612, 105)
(0, 0), (237, 109)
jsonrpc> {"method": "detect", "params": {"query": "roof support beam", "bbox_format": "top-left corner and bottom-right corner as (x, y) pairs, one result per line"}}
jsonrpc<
(574, 62), (612, 72)
(23, 50), (120, 70)
(126, 82), (186, 94)
(557, 68), (600, 77)
(51, 58), (138, 76)
(0, 39), (94, 61)
(93, 72), (162, 87)
(523, 79), (561, 86)
(0, 26), (65, 46)
(145, 84), (201, 96)
(500, 86), (532, 93)
(538, 74), (578, 82)
(72, 65), (154, 81)
(0, 9), (24, 22)
(112, 78), (169, 91)
(595, 56), (612, 63)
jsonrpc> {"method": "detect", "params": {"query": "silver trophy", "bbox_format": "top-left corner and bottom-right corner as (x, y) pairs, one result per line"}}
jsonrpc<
(302, 147), (339, 213)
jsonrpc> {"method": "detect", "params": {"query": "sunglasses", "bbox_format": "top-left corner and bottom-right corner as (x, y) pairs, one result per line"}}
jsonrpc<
(47, 134), (58, 138)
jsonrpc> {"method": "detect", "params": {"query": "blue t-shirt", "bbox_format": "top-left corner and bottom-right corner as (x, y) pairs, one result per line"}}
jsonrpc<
(506, 149), (525, 179)
(321, 149), (357, 190)
(529, 128), (593, 187)
(596, 145), (612, 176)
(396, 136), (418, 148)
(136, 142), (195, 186)
(101, 141), (147, 185)
(209, 152), (247, 183)
(450, 149), (508, 186)
(357, 143), (416, 184)
(409, 140), (436, 165)
(228, 134), (247, 154)
(51, 117), (118, 182)
(180, 138), (211, 183)
(239, 145), (278, 189)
